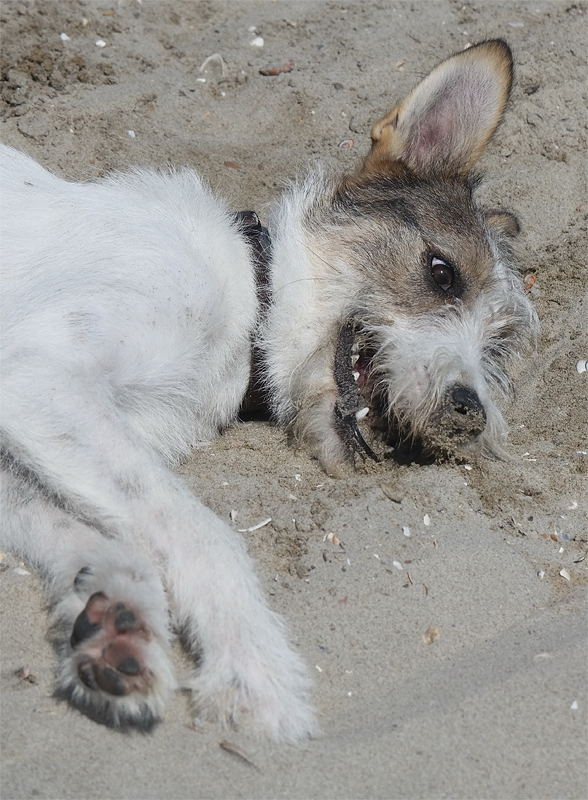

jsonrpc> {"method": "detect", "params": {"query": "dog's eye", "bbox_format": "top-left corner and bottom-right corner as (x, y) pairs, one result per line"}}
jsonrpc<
(430, 256), (454, 291)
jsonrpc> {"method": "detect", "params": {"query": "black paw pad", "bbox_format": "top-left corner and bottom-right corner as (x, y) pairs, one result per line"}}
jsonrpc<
(77, 660), (99, 691)
(113, 604), (137, 632)
(96, 667), (128, 696)
(116, 656), (141, 676)
(71, 609), (100, 648)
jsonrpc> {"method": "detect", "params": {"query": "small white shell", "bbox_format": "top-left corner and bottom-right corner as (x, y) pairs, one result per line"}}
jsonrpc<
(95, 39), (106, 48)
(250, 36), (264, 47)
(559, 568), (571, 581)
(237, 517), (272, 533)
(576, 359), (588, 374)
(355, 407), (369, 420)
(60, 33), (70, 41)
(422, 625), (440, 644)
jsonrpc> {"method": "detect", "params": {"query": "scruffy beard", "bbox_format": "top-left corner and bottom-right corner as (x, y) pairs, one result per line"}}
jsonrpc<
(333, 291), (538, 463)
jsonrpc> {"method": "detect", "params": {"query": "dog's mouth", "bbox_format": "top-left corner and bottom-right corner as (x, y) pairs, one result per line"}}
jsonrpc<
(333, 321), (389, 462)
(332, 321), (490, 463)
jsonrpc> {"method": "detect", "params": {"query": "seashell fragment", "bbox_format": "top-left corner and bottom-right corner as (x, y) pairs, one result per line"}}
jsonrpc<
(422, 625), (440, 644)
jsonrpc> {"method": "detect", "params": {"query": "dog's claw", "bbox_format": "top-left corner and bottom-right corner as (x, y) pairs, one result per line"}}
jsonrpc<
(113, 604), (138, 632)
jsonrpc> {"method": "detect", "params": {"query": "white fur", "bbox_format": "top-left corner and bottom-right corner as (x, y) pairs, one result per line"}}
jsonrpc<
(0, 145), (317, 741)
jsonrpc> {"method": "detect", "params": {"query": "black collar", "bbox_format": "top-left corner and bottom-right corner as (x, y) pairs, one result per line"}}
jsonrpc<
(232, 211), (272, 319)
(232, 211), (272, 415)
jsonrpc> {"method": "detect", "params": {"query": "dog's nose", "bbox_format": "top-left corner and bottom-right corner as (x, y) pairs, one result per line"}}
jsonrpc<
(442, 384), (487, 442)
(450, 385), (487, 422)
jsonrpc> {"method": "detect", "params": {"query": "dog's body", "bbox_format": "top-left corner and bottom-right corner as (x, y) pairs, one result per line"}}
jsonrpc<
(0, 41), (537, 740)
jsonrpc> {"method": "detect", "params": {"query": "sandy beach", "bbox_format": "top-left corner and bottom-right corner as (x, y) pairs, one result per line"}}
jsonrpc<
(1, 2), (586, 798)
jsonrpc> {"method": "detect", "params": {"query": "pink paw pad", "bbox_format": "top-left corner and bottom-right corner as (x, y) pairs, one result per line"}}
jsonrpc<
(71, 592), (153, 697)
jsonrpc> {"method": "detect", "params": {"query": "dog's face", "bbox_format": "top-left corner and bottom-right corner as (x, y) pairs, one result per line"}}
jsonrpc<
(264, 41), (538, 474)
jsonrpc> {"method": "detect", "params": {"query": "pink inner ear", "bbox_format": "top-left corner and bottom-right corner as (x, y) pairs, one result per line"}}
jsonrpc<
(410, 105), (457, 168)
(399, 66), (502, 174)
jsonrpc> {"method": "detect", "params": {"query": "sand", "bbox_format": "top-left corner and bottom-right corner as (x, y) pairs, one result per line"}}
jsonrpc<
(1, 1), (586, 798)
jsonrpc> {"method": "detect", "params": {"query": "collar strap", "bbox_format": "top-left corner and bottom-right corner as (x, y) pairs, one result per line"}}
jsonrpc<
(232, 211), (272, 414)
(232, 211), (272, 320)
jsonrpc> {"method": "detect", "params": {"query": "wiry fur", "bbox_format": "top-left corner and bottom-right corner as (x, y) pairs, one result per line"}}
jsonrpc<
(0, 40), (536, 739)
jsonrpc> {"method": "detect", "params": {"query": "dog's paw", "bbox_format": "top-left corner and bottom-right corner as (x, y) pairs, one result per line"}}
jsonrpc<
(71, 592), (156, 696)
(187, 647), (318, 743)
(58, 592), (176, 729)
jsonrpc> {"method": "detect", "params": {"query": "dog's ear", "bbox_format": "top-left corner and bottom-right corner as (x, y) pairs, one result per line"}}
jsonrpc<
(485, 209), (520, 238)
(360, 40), (513, 178)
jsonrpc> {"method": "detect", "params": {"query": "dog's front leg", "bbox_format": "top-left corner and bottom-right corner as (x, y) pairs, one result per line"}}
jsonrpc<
(1, 372), (316, 741)
(1, 460), (175, 729)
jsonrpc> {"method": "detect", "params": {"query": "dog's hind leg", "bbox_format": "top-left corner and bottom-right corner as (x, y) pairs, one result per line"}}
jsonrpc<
(1, 364), (317, 741)
(0, 459), (175, 729)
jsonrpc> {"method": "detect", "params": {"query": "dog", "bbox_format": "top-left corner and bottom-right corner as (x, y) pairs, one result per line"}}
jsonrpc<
(0, 40), (537, 741)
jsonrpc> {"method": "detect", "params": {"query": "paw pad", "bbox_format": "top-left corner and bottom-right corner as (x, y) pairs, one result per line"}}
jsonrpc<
(71, 593), (153, 697)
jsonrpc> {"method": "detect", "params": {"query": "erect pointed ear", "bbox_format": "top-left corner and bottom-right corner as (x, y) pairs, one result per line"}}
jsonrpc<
(360, 40), (513, 178)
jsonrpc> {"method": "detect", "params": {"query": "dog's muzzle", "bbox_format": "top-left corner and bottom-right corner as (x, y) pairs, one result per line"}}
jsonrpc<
(332, 320), (490, 461)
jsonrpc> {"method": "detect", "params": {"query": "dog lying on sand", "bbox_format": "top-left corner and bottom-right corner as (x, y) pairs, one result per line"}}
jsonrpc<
(0, 40), (537, 741)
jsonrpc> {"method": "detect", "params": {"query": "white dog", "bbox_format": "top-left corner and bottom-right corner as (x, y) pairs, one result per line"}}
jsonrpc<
(0, 40), (537, 740)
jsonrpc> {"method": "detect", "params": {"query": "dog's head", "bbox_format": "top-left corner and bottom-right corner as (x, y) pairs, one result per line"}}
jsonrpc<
(264, 40), (538, 474)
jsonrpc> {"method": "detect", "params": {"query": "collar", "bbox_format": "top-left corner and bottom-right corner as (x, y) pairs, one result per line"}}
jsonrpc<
(232, 211), (272, 415)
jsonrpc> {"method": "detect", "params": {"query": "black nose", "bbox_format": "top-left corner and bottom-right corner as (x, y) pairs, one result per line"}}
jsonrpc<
(439, 384), (487, 444)
(450, 385), (487, 422)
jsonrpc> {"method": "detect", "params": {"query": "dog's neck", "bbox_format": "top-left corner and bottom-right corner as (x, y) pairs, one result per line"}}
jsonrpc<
(233, 211), (273, 415)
